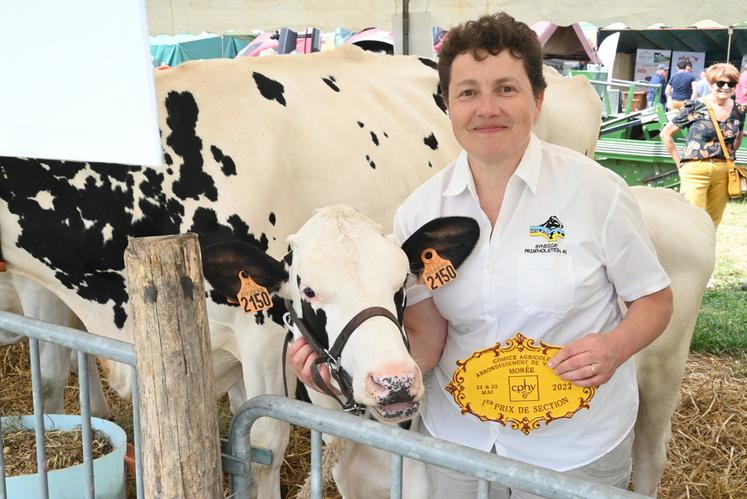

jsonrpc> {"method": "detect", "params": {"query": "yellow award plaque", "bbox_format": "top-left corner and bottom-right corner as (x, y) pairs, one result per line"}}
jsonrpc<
(445, 332), (596, 435)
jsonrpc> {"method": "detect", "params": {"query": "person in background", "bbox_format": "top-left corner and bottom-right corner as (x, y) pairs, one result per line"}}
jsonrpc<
(291, 12), (674, 499)
(647, 64), (668, 109)
(691, 71), (710, 100)
(666, 60), (696, 110)
(736, 63), (747, 105)
(660, 63), (745, 228)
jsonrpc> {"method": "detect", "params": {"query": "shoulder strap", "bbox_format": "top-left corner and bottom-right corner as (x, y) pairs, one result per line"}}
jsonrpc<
(705, 102), (734, 165)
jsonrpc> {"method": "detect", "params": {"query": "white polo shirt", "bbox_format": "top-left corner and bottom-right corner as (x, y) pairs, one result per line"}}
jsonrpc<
(394, 133), (670, 471)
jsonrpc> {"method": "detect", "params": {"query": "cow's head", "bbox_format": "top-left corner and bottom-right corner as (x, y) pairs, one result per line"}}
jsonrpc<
(202, 205), (479, 423)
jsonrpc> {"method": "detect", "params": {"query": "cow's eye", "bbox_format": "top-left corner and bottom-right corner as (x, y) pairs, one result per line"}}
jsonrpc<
(303, 287), (316, 299)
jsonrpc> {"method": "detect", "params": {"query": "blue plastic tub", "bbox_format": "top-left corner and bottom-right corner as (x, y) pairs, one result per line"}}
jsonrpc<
(2, 414), (126, 499)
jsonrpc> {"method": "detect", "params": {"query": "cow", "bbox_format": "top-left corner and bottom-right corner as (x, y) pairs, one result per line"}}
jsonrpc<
(0, 45), (712, 497)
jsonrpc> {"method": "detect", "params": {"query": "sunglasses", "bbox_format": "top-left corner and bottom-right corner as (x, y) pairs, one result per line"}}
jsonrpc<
(714, 80), (737, 89)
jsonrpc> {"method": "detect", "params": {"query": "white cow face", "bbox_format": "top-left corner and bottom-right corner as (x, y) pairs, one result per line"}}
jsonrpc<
(203, 205), (480, 423)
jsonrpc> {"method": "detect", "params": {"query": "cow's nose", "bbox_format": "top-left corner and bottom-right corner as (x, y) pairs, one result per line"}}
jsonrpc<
(366, 370), (421, 405)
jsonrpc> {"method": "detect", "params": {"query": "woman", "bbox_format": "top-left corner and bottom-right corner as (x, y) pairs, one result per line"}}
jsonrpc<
(292, 13), (673, 499)
(661, 63), (746, 227)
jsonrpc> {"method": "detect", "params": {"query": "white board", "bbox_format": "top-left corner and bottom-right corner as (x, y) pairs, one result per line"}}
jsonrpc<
(670, 51), (706, 75)
(634, 49), (672, 81)
(0, 0), (162, 166)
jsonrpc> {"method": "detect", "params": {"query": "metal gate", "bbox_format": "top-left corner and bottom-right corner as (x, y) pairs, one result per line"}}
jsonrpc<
(1, 310), (650, 499)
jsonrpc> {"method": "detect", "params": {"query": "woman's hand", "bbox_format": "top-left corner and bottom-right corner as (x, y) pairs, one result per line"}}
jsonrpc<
(660, 122), (683, 168)
(287, 337), (338, 395)
(547, 333), (624, 387)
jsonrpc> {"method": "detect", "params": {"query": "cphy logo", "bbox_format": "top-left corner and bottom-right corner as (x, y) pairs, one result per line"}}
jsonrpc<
(509, 375), (539, 402)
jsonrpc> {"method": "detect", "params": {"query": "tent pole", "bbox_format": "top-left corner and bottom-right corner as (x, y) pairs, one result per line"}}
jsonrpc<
(726, 26), (733, 63)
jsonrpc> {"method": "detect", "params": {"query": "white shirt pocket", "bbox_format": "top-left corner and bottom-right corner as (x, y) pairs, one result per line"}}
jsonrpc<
(517, 253), (575, 316)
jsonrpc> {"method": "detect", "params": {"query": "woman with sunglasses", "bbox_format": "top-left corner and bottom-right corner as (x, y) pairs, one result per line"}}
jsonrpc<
(661, 63), (745, 227)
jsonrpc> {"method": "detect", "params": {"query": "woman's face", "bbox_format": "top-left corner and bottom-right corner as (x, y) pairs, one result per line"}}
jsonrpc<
(711, 77), (737, 99)
(446, 50), (543, 169)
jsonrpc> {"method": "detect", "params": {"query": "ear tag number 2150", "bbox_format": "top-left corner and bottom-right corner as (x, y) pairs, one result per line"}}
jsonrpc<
(420, 248), (458, 290)
(236, 271), (273, 313)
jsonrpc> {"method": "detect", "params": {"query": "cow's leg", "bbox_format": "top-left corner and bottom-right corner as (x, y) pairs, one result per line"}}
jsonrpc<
(0, 271), (23, 344)
(11, 274), (110, 418)
(236, 331), (291, 499)
(70, 350), (112, 419)
(632, 328), (692, 495)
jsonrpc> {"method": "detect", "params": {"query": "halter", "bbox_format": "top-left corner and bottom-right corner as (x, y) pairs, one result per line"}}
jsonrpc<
(282, 287), (408, 414)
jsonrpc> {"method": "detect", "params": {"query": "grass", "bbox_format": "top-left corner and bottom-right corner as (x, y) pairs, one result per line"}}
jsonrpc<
(689, 199), (747, 356)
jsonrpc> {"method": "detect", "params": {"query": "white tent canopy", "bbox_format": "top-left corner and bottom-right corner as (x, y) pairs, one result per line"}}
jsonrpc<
(146, 0), (747, 35)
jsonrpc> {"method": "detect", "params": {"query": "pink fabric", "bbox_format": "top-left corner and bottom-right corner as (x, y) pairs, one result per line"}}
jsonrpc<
(736, 71), (747, 105)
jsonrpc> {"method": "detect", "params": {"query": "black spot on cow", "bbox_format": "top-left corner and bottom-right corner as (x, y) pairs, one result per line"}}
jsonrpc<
(322, 76), (340, 92)
(418, 57), (437, 69)
(190, 209), (283, 309)
(0, 157), (186, 329)
(433, 92), (447, 114)
(255, 311), (265, 325)
(423, 133), (439, 150)
(365, 155), (376, 169)
(428, 161), (433, 168)
(301, 300), (328, 349)
(283, 251), (293, 266)
(190, 208), (268, 252)
(166, 168), (173, 175)
(383, 131), (389, 138)
(269, 212), (276, 226)
(210, 145), (237, 177)
(164, 153), (173, 166)
(164, 91), (218, 202)
(370, 131), (379, 146)
(252, 71), (287, 107)
(357, 121), (364, 128)
(266, 299), (287, 327)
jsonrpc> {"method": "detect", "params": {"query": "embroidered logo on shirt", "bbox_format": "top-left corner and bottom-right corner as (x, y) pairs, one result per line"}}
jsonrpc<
(525, 216), (567, 254)
(529, 216), (565, 241)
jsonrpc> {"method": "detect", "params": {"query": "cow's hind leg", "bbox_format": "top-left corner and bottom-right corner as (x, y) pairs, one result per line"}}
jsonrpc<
(12, 274), (110, 418)
(632, 342), (690, 496)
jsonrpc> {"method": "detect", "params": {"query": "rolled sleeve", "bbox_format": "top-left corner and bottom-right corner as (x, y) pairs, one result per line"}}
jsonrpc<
(601, 185), (671, 302)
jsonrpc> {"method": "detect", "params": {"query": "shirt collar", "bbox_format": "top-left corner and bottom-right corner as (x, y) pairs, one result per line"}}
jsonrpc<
(442, 133), (543, 197)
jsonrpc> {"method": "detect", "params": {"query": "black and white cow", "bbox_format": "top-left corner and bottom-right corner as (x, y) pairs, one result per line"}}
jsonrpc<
(0, 45), (713, 497)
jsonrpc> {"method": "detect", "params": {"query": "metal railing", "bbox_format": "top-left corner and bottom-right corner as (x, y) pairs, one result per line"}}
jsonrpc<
(228, 395), (651, 499)
(0, 311), (144, 499)
(2, 310), (652, 499)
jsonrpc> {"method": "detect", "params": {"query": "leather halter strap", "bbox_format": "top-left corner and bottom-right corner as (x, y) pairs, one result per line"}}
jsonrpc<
(282, 299), (408, 413)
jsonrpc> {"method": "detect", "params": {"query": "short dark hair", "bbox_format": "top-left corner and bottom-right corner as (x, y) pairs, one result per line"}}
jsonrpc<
(437, 13), (547, 102)
(676, 60), (689, 70)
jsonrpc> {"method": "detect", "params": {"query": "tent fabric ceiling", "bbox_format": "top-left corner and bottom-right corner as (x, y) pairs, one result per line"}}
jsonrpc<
(532, 22), (601, 64)
(146, 0), (747, 34)
(598, 26), (747, 64)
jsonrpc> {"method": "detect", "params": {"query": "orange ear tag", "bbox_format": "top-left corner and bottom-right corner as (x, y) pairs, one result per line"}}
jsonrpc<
(420, 248), (458, 291)
(236, 271), (274, 313)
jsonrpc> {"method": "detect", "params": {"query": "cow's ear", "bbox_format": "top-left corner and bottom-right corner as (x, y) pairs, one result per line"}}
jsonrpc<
(401, 217), (480, 278)
(202, 241), (289, 300)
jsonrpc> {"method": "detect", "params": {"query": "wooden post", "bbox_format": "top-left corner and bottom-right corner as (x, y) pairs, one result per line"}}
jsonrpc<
(124, 233), (222, 499)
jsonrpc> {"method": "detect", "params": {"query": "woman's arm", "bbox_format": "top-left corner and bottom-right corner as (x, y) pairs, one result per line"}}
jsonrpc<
(660, 122), (684, 168)
(403, 298), (448, 373)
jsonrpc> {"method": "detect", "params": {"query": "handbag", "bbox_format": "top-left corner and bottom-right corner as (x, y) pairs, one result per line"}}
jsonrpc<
(706, 103), (747, 198)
